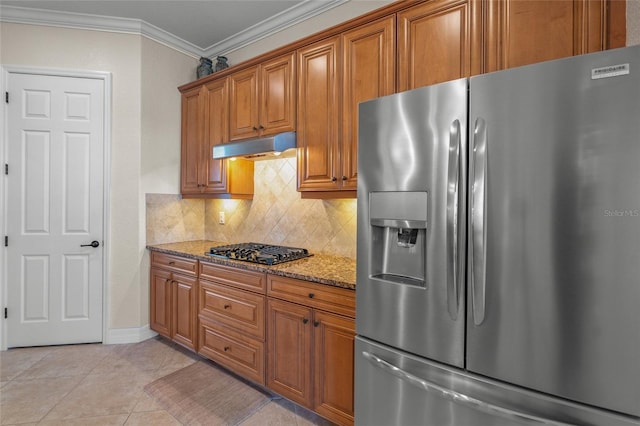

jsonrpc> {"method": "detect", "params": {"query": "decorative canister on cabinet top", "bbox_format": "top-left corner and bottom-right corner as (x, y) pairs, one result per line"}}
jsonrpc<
(215, 56), (229, 72)
(197, 57), (213, 79)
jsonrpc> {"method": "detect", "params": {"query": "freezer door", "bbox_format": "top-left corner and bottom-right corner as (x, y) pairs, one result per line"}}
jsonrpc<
(467, 45), (640, 418)
(357, 79), (467, 366)
(355, 337), (639, 426)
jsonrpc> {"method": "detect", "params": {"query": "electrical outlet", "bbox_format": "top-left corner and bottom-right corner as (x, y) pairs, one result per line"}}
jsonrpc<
(218, 211), (225, 225)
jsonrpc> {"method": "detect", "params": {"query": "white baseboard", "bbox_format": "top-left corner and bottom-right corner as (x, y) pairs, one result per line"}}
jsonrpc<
(105, 325), (157, 344)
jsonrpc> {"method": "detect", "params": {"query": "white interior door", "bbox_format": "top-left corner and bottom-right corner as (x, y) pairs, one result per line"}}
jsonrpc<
(5, 72), (105, 347)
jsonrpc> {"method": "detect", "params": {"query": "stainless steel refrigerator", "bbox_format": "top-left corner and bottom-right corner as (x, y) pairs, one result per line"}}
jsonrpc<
(355, 45), (640, 426)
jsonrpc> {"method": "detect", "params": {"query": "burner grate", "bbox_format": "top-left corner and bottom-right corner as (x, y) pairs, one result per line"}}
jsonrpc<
(208, 242), (312, 265)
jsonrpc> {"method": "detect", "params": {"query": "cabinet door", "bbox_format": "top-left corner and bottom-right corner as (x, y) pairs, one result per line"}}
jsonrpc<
(341, 15), (396, 190)
(398, 0), (479, 91)
(297, 36), (341, 191)
(483, 0), (608, 72)
(313, 311), (355, 426)
(180, 86), (203, 194)
(172, 272), (197, 350)
(229, 66), (259, 141)
(150, 267), (172, 338)
(260, 52), (296, 136)
(267, 298), (313, 407)
(202, 78), (229, 192)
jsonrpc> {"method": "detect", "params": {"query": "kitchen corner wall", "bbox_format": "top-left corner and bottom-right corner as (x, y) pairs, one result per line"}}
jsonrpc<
(146, 156), (357, 259)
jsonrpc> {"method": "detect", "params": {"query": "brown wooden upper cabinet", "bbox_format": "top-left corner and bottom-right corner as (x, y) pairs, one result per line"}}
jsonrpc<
(180, 0), (624, 199)
(297, 16), (395, 196)
(398, 0), (619, 91)
(483, 0), (614, 73)
(229, 52), (296, 141)
(180, 78), (254, 198)
(296, 36), (341, 193)
(398, 0), (480, 91)
(340, 15), (396, 191)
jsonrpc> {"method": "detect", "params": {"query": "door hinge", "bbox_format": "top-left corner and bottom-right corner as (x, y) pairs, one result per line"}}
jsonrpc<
(5, 92), (8, 104)
(4, 164), (8, 175)
(4, 308), (7, 319)
(4, 236), (7, 247)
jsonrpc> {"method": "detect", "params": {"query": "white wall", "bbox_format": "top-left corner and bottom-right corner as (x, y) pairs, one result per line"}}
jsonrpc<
(224, 0), (395, 65)
(0, 22), (195, 336)
(629, 0), (640, 46)
(139, 37), (196, 324)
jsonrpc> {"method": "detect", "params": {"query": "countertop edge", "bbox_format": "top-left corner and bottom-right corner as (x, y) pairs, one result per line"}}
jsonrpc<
(147, 243), (356, 291)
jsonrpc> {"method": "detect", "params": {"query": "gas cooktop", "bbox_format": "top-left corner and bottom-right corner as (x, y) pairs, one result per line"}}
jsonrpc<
(208, 242), (312, 265)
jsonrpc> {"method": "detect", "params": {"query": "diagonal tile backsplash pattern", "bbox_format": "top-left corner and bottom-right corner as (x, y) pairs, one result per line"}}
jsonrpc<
(146, 157), (357, 258)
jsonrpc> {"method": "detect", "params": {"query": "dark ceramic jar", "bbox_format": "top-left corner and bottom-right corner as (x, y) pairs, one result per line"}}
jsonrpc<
(197, 57), (213, 79)
(215, 56), (229, 72)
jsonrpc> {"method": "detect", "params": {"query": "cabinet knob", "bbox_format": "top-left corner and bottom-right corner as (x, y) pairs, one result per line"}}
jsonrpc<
(165, 278), (171, 284)
(302, 318), (309, 324)
(314, 321), (320, 327)
(342, 175), (347, 181)
(168, 261), (175, 265)
(252, 126), (258, 131)
(224, 304), (231, 309)
(259, 125), (265, 130)
(224, 346), (231, 352)
(331, 176), (337, 182)
(308, 293), (315, 299)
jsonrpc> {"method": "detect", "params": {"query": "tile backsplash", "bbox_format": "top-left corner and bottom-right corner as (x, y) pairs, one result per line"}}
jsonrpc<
(146, 157), (357, 258)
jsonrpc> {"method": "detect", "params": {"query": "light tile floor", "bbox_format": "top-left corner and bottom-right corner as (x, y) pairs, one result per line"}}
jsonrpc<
(0, 337), (335, 425)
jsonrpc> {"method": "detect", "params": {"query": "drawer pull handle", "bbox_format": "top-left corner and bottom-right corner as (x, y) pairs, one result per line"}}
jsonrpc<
(224, 304), (231, 309)
(302, 318), (309, 324)
(314, 321), (320, 327)
(168, 261), (175, 265)
(224, 346), (231, 352)
(308, 293), (315, 299)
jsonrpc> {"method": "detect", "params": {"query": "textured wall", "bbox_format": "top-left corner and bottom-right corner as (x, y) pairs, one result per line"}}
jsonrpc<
(146, 157), (357, 259)
(629, 0), (640, 46)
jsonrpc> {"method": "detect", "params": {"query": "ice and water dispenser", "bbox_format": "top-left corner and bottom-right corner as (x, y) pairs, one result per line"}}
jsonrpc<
(368, 191), (428, 287)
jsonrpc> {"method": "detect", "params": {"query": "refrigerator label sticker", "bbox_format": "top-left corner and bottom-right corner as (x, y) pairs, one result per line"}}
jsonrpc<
(591, 63), (630, 79)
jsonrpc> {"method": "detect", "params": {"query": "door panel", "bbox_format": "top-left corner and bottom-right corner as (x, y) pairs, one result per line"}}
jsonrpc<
(342, 15), (396, 190)
(296, 36), (340, 191)
(267, 298), (313, 407)
(357, 79), (467, 368)
(6, 72), (104, 347)
(467, 46), (640, 417)
(355, 337), (638, 426)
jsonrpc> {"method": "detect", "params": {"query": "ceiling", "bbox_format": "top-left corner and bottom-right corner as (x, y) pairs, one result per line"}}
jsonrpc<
(0, 0), (347, 57)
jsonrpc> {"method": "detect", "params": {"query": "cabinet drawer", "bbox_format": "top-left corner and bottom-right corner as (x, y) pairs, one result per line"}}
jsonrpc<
(267, 275), (355, 318)
(199, 262), (266, 293)
(198, 318), (265, 385)
(199, 279), (265, 339)
(151, 252), (197, 276)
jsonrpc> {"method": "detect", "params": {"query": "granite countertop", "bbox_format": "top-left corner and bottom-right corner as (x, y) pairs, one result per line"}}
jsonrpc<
(147, 240), (356, 290)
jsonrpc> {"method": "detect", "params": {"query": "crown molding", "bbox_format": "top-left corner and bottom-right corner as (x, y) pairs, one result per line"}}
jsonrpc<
(0, 5), (203, 58)
(0, 1), (349, 60)
(202, 0), (348, 58)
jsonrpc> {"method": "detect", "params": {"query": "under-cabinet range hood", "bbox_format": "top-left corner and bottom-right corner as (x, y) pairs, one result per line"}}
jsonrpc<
(212, 131), (296, 160)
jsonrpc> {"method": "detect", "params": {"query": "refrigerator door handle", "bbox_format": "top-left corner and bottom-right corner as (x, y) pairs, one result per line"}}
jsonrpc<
(362, 351), (574, 426)
(471, 118), (488, 325)
(447, 119), (462, 320)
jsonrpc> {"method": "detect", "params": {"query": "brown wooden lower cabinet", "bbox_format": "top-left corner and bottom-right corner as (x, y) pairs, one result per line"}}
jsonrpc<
(313, 310), (355, 426)
(267, 275), (356, 426)
(149, 252), (198, 351)
(267, 298), (314, 407)
(197, 265), (267, 385)
(150, 252), (355, 425)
